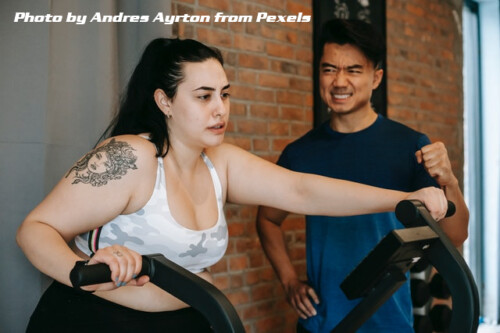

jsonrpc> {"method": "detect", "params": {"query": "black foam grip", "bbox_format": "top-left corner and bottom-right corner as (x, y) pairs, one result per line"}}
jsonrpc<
(446, 201), (456, 217)
(70, 257), (151, 288)
(395, 200), (455, 228)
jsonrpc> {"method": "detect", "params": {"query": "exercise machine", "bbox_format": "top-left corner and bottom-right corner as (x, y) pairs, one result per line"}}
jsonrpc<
(71, 253), (245, 333)
(71, 200), (479, 333)
(332, 200), (479, 333)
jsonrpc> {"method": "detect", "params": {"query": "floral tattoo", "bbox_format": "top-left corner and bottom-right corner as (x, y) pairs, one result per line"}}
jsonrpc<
(65, 139), (138, 187)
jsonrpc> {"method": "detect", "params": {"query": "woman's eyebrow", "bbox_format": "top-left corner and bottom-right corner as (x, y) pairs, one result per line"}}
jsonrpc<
(193, 86), (215, 92)
(193, 83), (230, 92)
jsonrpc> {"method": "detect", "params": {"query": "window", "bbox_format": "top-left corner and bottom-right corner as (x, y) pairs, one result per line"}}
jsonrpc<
(463, 0), (500, 326)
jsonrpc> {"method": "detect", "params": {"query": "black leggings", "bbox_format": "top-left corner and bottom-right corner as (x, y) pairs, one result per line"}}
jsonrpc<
(27, 281), (212, 332)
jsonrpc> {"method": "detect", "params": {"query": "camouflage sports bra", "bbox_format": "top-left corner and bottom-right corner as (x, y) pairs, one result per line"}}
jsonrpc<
(74, 152), (228, 273)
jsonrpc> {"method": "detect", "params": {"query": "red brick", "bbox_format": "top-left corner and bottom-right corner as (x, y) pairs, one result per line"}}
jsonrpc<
(230, 102), (247, 116)
(288, 246), (306, 260)
(235, 237), (261, 252)
(272, 138), (294, 152)
(260, 24), (288, 42)
(406, 3), (425, 17)
(198, 0), (230, 11)
(210, 258), (228, 273)
(254, 89), (276, 103)
(230, 273), (244, 288)
(234, 35), (266, 52)
(282, 215), (306, 231)
(253, 138), (270, 151)
(240, 205), (257, 219)
(259, 73), (290, 88)
(251, 0), (284, 10)
(213, 274), (229, 290)
(251, 283), (275, 301)
(286, 1), (312, 15)
(271, 60), (299, 74)
(266, 42), (295, 58)
(237, 69), (257, 84)
(297, 63), (313, 76)
(238, 53), (268, 69)
(228, 221), (245, 236)
(230, 255), (248, 271)
(245, 269), (262, 286)
(248, 252), (265, 268)
(226, 290), (250, 305)
(196, 27), (232, 48)
(235, 119), (267, 135)
(277, 91), (306, 105)
(286, 31), (298, 44)
(291, 122), (311, 137)
(281, 106), (305, 121)
(295, 48), (312, 62)
(250, 104), (279, 119)
(223, 136), (251, 150)
(241, 299), (275, 319)
(289, 77), (311, 91)
(230, 84), (256, 101)
(255, 315), (285, 332)
(268, 122), (290, 136)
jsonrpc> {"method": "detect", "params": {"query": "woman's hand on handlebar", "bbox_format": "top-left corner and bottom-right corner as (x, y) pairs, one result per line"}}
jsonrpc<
(405, 187), (448, 221)
(81, 245), (150, 292)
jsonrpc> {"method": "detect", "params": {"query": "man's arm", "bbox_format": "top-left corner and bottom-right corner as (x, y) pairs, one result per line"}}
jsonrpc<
(416, 141), (469, 246)
(256, 206), (319, 319)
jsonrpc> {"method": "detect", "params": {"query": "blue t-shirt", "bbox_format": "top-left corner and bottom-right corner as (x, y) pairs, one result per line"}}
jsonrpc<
(277, 115), (437, 333)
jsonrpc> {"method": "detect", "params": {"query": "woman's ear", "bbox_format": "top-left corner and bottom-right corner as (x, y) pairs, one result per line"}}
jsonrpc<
(154, 89), (171, 117)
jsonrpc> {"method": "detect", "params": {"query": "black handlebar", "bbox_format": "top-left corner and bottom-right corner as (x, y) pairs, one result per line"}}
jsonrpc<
(70, 257), (152, 288)
(395, 200), (456, 228)
(396, 200), (479, 333)
(70, 254), (245, 333)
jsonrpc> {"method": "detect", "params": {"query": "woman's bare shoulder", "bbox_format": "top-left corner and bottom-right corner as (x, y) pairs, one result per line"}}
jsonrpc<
(64, 134), (158, 188)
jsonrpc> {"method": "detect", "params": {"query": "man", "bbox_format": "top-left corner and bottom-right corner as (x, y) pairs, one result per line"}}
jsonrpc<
(256, 19), (469, 333)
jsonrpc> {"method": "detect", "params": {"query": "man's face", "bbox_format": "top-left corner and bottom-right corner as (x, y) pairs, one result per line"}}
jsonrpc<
(319, 43), (383, 116)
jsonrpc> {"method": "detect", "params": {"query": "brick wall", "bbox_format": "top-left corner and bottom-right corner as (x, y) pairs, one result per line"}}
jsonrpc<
(386, 0), (464, 182)
(171, 1), (464, 332)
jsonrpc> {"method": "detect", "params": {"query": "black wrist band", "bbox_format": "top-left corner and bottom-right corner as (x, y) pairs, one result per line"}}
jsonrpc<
(70, 260), (95, 294)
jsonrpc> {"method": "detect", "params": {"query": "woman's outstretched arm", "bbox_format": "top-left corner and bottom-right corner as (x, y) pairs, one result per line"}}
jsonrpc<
(216, 144), (448, 220)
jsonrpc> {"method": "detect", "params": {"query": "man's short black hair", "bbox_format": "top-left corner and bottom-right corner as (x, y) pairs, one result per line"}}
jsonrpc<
(319, 19), (385, 69)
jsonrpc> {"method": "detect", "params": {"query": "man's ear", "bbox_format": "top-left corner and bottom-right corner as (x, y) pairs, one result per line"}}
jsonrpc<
(372, 68), (384, 90)
(154, 89), (171, 116)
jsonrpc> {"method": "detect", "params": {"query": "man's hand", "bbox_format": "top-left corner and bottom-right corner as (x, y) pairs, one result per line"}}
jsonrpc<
(416, 142), (458, 187)
(416, 141), (469, 246)
(284, 279), (320, 319)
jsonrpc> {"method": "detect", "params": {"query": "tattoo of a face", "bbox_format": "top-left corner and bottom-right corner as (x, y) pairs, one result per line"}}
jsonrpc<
(65, 139), (138, 187)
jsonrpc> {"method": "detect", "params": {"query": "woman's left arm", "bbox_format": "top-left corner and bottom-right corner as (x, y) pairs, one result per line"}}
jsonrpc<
(216, 144), (448, 220)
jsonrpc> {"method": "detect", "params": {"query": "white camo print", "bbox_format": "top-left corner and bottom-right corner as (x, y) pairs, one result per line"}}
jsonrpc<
(75, 152), (228, 273)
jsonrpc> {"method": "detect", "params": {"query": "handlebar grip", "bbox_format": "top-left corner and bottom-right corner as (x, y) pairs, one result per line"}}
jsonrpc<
(70, 256), (152, 288)
(395, 200), (455, 228)
(446, 201), (456, 218)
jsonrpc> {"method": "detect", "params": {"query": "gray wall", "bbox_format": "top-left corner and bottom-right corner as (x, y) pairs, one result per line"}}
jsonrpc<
(0, 1), (171, 331)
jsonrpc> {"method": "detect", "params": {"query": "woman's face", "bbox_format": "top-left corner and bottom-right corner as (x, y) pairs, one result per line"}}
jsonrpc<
(166, 59), (230, 150)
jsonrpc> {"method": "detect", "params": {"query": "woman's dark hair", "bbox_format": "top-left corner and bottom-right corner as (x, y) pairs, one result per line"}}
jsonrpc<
(99, 38), (224, 157)
(319, 19), (385, 69)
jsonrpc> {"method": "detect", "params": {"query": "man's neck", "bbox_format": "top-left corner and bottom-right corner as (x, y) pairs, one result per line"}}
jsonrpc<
(329, 109), (378, 133)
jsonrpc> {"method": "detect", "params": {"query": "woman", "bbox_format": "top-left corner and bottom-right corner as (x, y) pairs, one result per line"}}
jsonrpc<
(17, 38), (447, 331)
